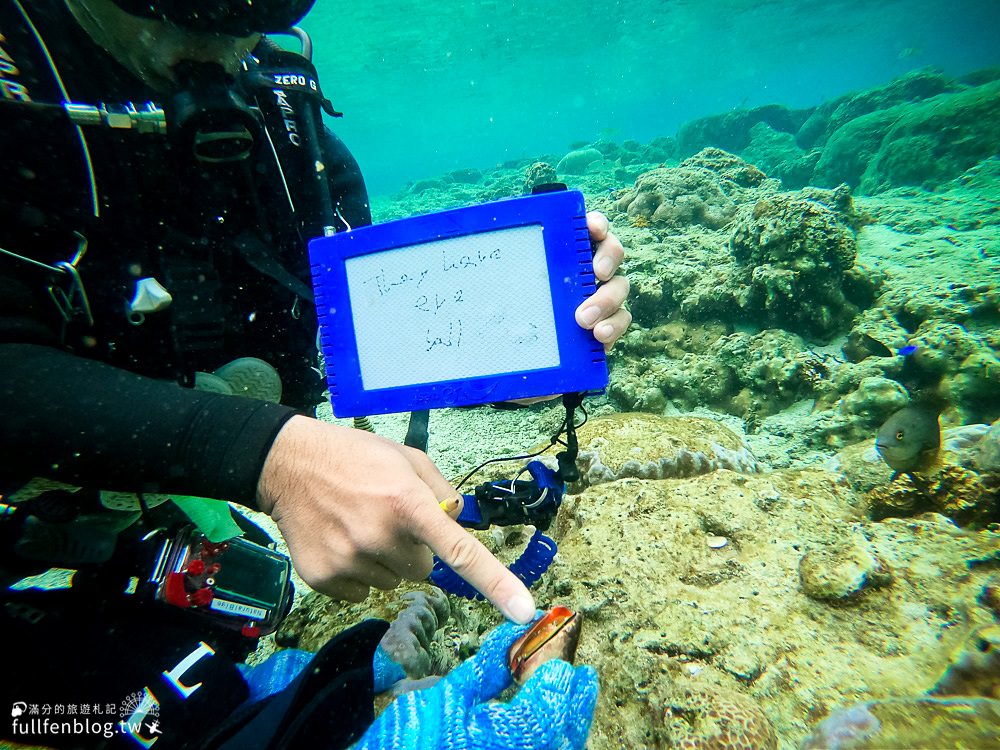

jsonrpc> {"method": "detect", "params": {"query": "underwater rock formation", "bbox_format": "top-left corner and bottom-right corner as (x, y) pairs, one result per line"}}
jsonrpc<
(728, 188), (860, 339)
(800, 697), (1000, 749)
(676, 104), (812, 158)
(613, 164), (738, 229)
(660, 685), (778, 750)
(523, 161), (558, 193)
(541, 412), (757, 490)
(608, 350), (738, 416)
(865, 464), (999, 529)
(679, 147), (770, 202)
(619, 321), (731, 361)
(977, 419), (1000, 473)
(610, 322), (738, 413)
(835, 376), (909, 426)
(858, 79), (1000, 194)
(717, 329), (835, 418)
(557, 147), (605, 175)
(842, 307), (909, 363)
(809, 75), (1000, 194)
(532, 465), (1000, 750)
(812, 107), (908, 191)
(741, 122), (821, 189)
(797, 68), (960, 151)
(797, 531), (892, 602)
(931, 623), (1000, 699)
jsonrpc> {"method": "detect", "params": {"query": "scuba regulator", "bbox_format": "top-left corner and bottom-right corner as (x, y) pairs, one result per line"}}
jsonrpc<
(166, 61), (261, 164)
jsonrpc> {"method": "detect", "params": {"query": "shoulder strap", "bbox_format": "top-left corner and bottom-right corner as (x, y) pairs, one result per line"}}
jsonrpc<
(242, 41), (342, 240)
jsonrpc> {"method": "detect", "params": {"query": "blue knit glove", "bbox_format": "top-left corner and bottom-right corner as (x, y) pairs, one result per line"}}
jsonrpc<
(236, 649), (315, 705)
(351, 617), (599, 750)
(238, 645), (409, 704)
(372, 644), (407, 693)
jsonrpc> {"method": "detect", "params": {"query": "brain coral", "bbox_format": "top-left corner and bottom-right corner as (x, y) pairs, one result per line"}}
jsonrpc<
(614, 166), (737, 229)
(729, 190), (859, 339)
(663, 686), (778, 750)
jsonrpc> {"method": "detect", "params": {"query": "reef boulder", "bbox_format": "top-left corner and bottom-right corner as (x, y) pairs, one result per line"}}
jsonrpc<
(614, 165), (737, 230)
(543, 412), (758, 490)
(801, 697), (1000, 749)
(557, 147), (605, 175)
(728, 186), (861, 339)
(859, 79), (1000, 194)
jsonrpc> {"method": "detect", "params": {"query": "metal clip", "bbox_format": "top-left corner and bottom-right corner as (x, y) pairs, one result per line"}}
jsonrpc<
(46, 234), (93, 327)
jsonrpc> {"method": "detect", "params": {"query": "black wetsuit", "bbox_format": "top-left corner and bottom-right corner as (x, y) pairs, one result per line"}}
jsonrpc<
(0, 2), (383, 747)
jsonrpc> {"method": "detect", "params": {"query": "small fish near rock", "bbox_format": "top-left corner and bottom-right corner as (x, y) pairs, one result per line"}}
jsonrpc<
(875, 406), (941, 473)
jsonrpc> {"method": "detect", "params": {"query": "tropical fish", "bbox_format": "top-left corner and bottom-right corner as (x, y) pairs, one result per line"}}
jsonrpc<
(508, 606), (582, 685)
(876, 406), (941, 472)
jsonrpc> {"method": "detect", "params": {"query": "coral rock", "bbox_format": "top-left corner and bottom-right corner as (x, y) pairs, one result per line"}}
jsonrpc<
(664, 686), (778, 750)
(728, 189), (860, 339)
(932, 624), (1000, 699)
(523, 161), (558, 193)
(556, 147), (604, 175)
(549, 412), (757, 491)
(866, 465), (999, 529)
(798, 532), (892, 602)
(615, 166), (737, 229)
(680, 147), (769, 193)
(800, 697), (1000, 749)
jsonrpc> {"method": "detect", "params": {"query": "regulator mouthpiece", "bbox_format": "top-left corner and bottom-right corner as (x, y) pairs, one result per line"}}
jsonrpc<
(166, 62), (260, 163)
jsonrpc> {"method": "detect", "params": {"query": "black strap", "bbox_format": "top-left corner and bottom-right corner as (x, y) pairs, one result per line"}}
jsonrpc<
(233, 231), (313, 303)
(209, 619), (387, 750)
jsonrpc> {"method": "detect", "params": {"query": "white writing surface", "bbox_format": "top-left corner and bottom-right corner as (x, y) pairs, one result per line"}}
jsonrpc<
(344, 225), (560, 389)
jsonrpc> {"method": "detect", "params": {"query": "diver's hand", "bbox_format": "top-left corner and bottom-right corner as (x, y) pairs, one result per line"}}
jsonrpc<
(576, 210), (630, 352)
(256, 415), (535, 622)
(504, 211), (630, 407)
(352, 617), (599, 750)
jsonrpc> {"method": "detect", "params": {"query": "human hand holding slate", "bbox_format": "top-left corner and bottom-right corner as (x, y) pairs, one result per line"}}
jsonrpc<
(309, 191), (618, 417)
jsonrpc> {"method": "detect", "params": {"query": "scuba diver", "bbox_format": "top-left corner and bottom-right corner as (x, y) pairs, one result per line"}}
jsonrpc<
(0, 0), (631, 747)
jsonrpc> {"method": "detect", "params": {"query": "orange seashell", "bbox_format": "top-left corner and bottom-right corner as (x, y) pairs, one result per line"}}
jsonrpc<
(508, 606), (582, 685)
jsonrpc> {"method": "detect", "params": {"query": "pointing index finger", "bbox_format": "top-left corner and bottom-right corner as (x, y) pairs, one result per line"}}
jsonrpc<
(416, 507), (536, 624)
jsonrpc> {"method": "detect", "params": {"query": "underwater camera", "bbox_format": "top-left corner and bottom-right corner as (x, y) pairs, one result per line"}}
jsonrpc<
(145, 525), (293, 637)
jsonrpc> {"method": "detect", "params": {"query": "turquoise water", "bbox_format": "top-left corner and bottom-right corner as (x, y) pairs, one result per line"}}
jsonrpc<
(302, 0), (1000, 196)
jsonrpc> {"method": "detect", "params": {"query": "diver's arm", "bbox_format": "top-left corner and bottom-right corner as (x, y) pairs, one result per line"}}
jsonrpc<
(0, 342), (296, 504)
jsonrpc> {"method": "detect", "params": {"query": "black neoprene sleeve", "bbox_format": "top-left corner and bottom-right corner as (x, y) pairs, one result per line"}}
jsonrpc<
(0, 343), (298, 505)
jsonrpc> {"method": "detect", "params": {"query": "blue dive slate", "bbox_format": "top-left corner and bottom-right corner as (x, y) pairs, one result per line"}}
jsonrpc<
(308, 190), (608, 417)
